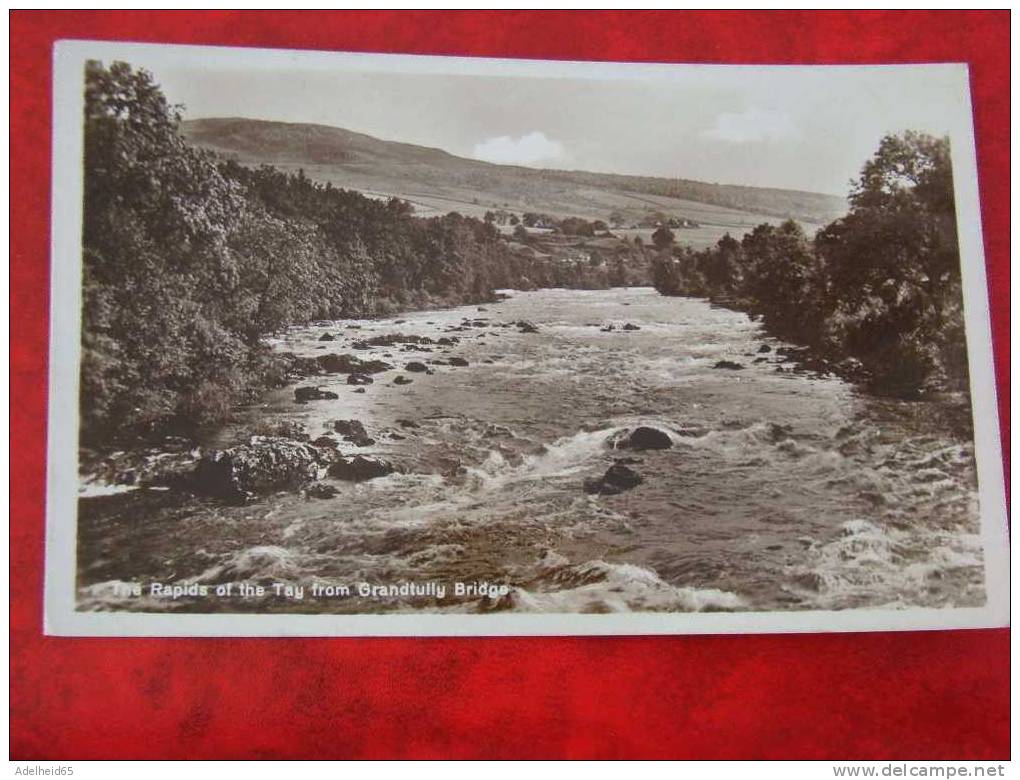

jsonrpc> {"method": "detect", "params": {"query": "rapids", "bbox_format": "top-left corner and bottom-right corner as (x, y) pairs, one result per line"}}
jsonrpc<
(77, 288), (985, 614)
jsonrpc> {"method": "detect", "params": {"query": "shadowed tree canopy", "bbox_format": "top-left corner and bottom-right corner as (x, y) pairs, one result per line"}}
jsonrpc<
(652, 131), (966, 399)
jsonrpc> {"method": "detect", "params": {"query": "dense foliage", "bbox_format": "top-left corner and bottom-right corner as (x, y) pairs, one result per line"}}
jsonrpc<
(652, 132), (968, 399)
(81, 62), (604, 443)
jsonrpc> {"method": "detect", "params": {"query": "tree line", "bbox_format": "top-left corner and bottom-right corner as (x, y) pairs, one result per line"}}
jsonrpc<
(80, 61), (598, 443)
(651, 131), (968, 399)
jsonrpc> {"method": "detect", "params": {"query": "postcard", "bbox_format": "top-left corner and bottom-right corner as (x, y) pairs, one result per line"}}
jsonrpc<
(45, 40), (1009, 635)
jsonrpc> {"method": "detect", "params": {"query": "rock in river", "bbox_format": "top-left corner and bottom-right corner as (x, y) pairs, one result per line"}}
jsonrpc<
(584, 463), (643, 496)
(291, 353), (393, 376)
(347, 373), (374, 385)
(333, 419), (375, 447)
(393, 375), (413, 385)
(611, 426), (673, 451)
(713, 360), (745, 370)
(405, 361), (428, 373)
(448, 356), (470, 367)
(295, 386), (339, 402)
(327, 455), (395, 482)
(318, 332), (336, 342)
(192, 437), (324, 503)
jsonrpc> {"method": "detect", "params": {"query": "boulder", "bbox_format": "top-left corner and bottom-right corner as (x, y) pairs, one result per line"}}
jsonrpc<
(332, 419), (374, 447)
(316, 353), (392, 375)
(583, 463), (643, 496)
(353, 333), (433, 349)
(327, 455), (395, 482)
(347, 373), (374, 385)
(612, 426), (673, 451)
(757, 344), (772, 353)
(448, 356), (469, 367)
(313, 435), (339, 449)
(192, 438), (324, 503)
(295, 386), (339, 402)
(517, 320), (540, 334)
(393, 375), (413, 385)
(405, 361), (428, 373)
(318, 333), (336, 342)
(622, 323), (641, 331)
(713, 360), (745, 370)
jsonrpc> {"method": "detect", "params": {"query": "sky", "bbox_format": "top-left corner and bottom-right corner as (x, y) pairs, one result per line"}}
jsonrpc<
(115, 49), (970, 196)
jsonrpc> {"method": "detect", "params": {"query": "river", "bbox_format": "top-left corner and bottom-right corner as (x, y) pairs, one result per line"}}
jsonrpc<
(77, 287), (985, 614)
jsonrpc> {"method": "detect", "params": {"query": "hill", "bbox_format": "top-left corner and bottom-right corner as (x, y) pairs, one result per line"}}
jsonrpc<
(181, 118), (847, 247)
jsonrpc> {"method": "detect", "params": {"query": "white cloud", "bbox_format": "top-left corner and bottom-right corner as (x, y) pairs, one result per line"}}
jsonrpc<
(705, 108), (800, 144)
(471, 131), (565, 166)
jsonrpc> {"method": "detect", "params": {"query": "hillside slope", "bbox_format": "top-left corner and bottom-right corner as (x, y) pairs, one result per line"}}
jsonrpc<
(182, 117), (847, 245)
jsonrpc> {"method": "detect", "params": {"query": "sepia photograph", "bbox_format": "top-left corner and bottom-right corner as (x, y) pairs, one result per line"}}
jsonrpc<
(44, 41), (1008, 635)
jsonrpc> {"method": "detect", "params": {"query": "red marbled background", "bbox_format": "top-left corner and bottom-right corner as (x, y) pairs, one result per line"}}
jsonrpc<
(10, 10), (1009, 759)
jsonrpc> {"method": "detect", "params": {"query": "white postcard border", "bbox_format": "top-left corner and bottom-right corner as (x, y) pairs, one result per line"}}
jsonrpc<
(44, 40), (1010, 637)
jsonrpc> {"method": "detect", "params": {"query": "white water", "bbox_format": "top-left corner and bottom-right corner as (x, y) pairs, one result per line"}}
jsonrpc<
(77, 288), (985, 615)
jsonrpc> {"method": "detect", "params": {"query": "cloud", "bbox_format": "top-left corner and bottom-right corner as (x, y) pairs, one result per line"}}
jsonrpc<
(704, 108), (800, 143)
(471, 131), (565, 166)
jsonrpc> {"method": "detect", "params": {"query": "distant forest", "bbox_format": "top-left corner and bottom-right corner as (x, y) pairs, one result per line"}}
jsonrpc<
(80, 60), (967, 446)
(651, 131), (968, 399)
(542, 169), (846, 225)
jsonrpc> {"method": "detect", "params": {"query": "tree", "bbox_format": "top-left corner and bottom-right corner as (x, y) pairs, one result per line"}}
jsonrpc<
(739, 220), (825, 341)
(558, 217), (595, 236)
(82, 60), (248, 437)
(701, 233), (743, 291)
(815, 132), (963, 395)
(651, 225), (675, 250)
